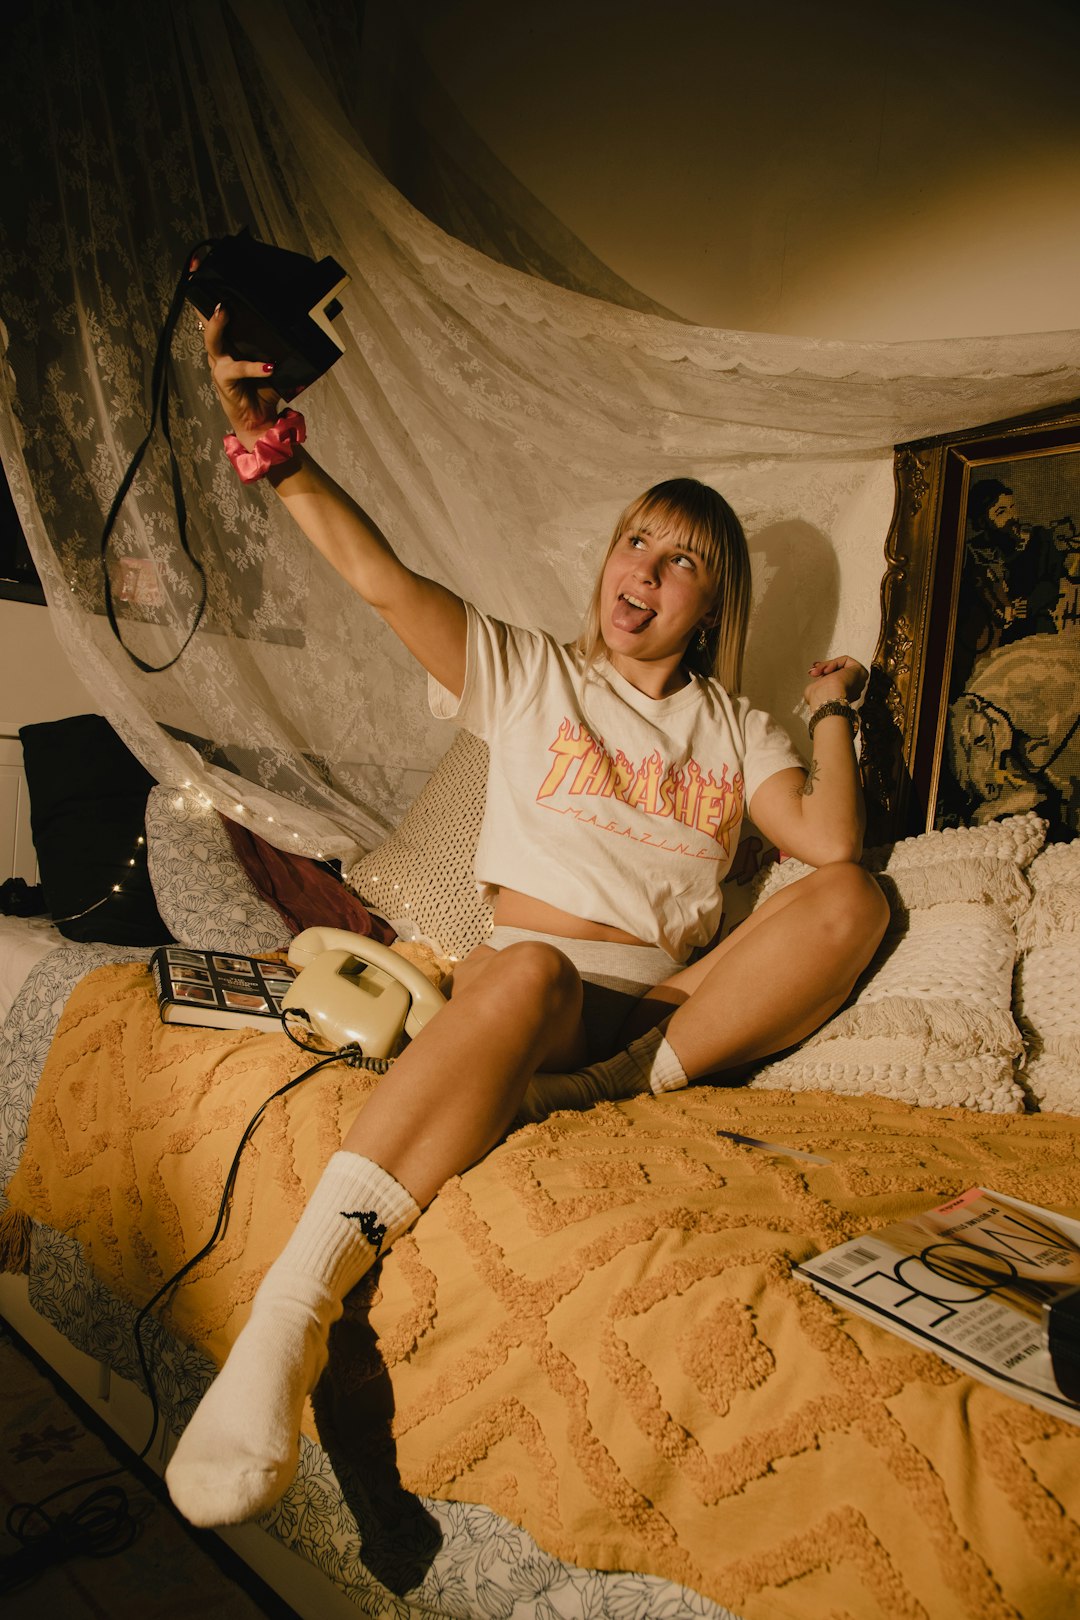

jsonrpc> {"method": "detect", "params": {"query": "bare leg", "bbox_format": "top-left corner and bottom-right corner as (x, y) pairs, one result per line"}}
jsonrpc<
(340, 940), (589, 1205)
(166, 941), (587, 1526)
(519, 863), (889, 1116)
(623, 862), (889, 1073)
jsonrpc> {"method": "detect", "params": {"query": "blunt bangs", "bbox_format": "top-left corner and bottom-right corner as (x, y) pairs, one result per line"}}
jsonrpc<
(617, 485), (732, 580)
(576, 477), (752, 693)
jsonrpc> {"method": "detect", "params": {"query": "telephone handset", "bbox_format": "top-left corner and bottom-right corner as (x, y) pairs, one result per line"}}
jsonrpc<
(283, 928), (447, 1058)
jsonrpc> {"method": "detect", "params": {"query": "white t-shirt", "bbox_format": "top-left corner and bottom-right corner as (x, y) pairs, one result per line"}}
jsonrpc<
(430, 606), (805, 961)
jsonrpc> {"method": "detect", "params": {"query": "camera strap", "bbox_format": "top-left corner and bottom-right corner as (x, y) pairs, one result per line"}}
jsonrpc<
(100, 240), (212, 673)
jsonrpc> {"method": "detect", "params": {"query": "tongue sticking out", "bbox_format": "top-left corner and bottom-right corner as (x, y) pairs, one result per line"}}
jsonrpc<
(611, 595), (656, 634)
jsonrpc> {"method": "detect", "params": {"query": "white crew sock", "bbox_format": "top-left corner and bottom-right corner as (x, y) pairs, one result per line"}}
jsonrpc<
(165, 1151), (419, 1528)
(516, 1026), (688, 1123)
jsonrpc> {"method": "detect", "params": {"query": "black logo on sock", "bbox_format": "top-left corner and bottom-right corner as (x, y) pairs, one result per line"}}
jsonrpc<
(341, 1209), (387, 1251)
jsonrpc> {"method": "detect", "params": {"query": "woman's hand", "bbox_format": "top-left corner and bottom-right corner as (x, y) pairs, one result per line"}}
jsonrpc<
(747, 653), (872, 866)
(804, 655), (868, 710)
(202, 304), (281, 450)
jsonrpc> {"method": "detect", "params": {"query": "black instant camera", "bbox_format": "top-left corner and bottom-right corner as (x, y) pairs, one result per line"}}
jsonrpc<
(184, 228), (350, 400)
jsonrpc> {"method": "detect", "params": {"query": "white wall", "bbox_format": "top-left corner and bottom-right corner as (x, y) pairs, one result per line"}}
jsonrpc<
(15, 4), (1080, 753)
(397, 0), (1080, 342)
(0, 598), (97, 728)
(357, 0), (1080, 713)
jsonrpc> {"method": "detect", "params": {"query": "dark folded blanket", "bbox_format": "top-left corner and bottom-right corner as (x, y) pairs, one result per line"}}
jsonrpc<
(222, 817), (396, 942)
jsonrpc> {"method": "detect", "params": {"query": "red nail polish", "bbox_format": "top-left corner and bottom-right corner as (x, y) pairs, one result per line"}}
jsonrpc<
(262, 363), (275, 374)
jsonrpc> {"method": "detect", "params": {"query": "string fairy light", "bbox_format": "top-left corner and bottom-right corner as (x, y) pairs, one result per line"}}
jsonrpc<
(45, 777), (345, 931)
(165, 784), (342, 877)
(50, 835), (148, 925)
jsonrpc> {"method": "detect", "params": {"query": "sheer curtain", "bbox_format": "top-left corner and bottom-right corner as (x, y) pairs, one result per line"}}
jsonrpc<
(4, 0), (1080, 861)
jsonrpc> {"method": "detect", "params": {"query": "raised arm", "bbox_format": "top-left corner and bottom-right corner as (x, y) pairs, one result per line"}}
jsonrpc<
(747, 656), (868, 867)
(204, 307), (467, 697)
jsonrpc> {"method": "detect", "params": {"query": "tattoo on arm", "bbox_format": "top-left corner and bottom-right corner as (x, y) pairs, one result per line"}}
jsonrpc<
(800, 760), (820, 797)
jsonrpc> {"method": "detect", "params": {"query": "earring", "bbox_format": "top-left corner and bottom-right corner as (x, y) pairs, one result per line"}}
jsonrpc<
(696, 627), (708, 651)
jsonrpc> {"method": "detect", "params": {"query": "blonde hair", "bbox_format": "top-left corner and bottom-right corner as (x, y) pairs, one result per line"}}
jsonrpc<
(575, 478), (751, 691)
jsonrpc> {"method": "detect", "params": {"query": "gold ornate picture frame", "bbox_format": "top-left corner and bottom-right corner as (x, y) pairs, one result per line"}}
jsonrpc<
(862, 398), (1080, 843)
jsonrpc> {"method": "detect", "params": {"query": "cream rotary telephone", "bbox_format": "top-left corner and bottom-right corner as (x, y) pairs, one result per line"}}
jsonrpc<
(283, 928), (447, 1059)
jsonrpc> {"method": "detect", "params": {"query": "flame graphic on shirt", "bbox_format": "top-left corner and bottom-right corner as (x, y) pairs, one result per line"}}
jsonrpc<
(536, 719), (743, 851)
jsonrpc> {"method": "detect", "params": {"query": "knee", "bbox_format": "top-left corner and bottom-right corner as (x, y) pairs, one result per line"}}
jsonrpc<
(491, 940), (582, 1014)
(811, 862), (890, 956)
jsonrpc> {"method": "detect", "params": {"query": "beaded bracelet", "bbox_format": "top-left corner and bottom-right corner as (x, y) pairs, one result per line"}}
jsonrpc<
(224, 408), (306, 483)
(807, 699), (860, 741)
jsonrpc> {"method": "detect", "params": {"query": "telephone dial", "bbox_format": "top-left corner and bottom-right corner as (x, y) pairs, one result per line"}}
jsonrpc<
(283, 928), (447, 1059)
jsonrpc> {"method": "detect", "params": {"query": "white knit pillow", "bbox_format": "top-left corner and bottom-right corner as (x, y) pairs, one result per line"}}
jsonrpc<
(145, 785), (291, 954)
(1016, 839), (1080, 951)
(750, 899), (1026, 1111)
(746, 816), (1045, 1114)
(1014, 841), (1080, 1115)
(344, 730), (493, 960)
(754, 812), (1046, 922)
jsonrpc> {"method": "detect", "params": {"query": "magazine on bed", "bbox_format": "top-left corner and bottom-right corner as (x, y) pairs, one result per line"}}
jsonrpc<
(150, 945), (297, 1031)
(797, 1187), (1080, 1424)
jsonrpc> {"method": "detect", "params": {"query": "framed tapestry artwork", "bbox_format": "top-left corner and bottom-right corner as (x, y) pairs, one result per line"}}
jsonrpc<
(861, 398), (1080, 844)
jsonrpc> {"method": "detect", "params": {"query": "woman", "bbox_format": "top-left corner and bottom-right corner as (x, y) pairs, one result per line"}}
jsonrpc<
(164, 309), (889, 1528)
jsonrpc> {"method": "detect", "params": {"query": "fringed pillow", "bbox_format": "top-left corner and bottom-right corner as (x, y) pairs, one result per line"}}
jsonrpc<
(1014, 841), (1080, 1115)
(344, 729), (493, 960)
(754, 811), (1046, 921)
(145, 786), (291, 954)
(746, 814), (1046, 1113)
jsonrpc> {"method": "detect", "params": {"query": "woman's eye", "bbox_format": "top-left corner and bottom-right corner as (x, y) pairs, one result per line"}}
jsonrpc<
(672, 553), (695, 570)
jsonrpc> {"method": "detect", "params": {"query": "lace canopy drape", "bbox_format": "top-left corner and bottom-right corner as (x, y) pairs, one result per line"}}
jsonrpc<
(5, 0), (1080, 860)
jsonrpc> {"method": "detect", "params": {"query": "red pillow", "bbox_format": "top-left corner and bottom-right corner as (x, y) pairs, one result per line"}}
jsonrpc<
(222, 818), (396, 943)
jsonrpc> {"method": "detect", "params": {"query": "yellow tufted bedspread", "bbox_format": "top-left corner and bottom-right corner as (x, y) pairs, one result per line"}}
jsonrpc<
(6, 962), (1080, 1619)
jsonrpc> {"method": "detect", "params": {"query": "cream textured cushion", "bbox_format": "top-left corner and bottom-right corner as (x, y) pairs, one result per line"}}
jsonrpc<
(1014, 841), (1080, 1115)
(344, 729), (494, 959)
(754, 811), (1046, 921)
(145, 785), (291, 954)
(1016, 838), (1080, 951)
(746, 815), (1046, 1113)
(750, 899), (1025, 1111)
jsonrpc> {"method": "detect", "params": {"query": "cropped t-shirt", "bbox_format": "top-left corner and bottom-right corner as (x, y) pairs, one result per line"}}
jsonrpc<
(429, 606), (805, 961)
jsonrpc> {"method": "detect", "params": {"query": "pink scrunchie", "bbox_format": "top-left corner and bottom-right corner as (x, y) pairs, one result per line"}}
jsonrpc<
(223, 408), (306, 483)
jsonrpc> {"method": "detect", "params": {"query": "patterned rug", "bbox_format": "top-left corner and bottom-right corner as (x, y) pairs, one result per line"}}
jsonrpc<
(0, 1320), (294, 1620)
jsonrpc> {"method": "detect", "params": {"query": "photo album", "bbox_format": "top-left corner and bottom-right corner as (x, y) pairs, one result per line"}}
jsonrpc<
(150, 945), (297, 1031)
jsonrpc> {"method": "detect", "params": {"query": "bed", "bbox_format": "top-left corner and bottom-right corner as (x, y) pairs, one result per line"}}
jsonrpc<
(2, 716), (1080, 1620)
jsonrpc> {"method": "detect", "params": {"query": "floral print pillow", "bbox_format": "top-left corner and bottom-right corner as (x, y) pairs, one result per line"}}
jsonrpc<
(145, 786), (291, 954)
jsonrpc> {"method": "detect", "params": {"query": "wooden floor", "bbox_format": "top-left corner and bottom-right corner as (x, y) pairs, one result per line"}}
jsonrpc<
(0, 1321), (299, 1620)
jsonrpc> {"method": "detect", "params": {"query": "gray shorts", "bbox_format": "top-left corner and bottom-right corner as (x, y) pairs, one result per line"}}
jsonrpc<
(486, 925), (681, 1060)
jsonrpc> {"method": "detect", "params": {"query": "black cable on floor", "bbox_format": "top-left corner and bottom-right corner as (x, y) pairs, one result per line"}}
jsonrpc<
(1, 1489), (138, 1594)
